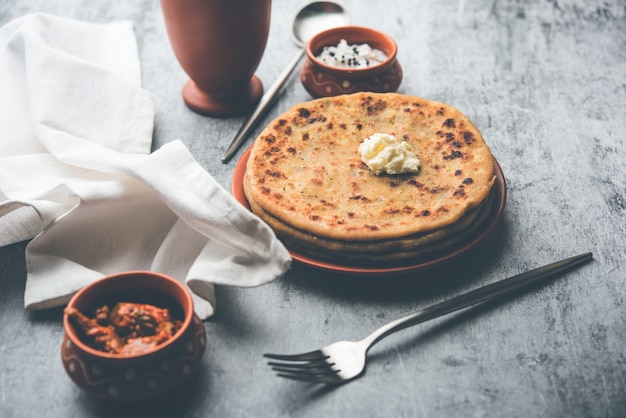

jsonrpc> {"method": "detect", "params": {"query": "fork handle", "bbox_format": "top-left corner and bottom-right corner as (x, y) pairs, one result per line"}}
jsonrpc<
(362, 252), (593, 349)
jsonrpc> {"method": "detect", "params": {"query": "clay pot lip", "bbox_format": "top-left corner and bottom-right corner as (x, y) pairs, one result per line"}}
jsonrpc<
(63, 270), (195, 361)
(305, 25), (398, 76)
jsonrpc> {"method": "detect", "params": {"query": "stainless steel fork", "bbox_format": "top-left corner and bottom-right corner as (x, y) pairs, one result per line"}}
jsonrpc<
(264, 252), (593, 384)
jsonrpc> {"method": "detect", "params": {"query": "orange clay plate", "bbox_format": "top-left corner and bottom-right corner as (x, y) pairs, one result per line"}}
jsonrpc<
(232, 145), (506, 276)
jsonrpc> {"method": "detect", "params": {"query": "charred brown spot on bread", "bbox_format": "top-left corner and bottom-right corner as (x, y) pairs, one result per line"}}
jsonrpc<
(445, 132), (455, 142)
(298, 108), (311, 118)
(308, 116), (327, 124)
(364, 224), (379, 231)
(452, 141), (463, 148)
(443, 150), (463, 160)
(436, 107), (445, 116)
(408, 179), (424, 188)
(453, 187), (466, 197)
(421, 210), (431, 216)
(463, 178), (474, 185)
(302, 133), (309, 141)
(382, 208), (401, 215)
(455, 170), (463, 176)
(272, 119), (287, 131)
(264, 169), (286, 179)
(263, 134), (276, 144)
(361, 95), (387, 115)
(339, 123), (347, 129)
(349, 195), (369, 201)
(263, 146), (280, 157)
(463, 131), (475, 144)
(260, 186), (271, 195)
(366, 103), (386, 115)
(287, 147), (296, 154)
(309, 215), (320, 221)
(443, 118), (455, 128)
(285, 126), (292, 135)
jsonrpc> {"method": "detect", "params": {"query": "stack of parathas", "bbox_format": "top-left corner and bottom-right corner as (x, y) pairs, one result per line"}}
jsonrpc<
(243, 92), (496, 265)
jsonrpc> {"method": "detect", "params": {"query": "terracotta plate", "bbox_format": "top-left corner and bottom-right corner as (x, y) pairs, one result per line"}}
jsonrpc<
(231, 145), (507, 276)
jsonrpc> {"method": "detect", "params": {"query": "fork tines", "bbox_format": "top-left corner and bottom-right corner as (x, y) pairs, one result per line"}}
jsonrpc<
(264, 351), (342, 383)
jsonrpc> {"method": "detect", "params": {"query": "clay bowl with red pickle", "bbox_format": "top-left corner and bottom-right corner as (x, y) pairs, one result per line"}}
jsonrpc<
(61, 271), (206, 402)
(300, 25), (403, 98)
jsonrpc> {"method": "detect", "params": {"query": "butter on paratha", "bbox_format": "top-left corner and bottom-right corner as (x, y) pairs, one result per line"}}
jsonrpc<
(243, 92), (495, 262)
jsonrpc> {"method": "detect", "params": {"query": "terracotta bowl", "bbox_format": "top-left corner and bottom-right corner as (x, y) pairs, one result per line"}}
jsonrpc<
(300, 26), (403, 98)
(61, 271), (206, 402)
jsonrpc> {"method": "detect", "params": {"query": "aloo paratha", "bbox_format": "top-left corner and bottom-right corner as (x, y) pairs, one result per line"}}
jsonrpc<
(245, 185), (495, 263)
(243, 92), (495, 262)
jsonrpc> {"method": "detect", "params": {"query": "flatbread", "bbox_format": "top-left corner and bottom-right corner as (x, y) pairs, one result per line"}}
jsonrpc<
(246, 186), (495, 263)
(243, 92), (495, 262)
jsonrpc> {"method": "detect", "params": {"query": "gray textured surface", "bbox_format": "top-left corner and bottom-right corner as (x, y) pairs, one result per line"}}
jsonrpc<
(1, 0), (625, 417)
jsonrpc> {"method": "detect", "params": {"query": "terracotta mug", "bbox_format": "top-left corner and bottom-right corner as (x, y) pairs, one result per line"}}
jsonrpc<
(161, 0), (271, 116)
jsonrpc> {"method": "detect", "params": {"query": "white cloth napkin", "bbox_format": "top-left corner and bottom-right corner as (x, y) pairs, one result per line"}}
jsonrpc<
(0, 13), (292, 319)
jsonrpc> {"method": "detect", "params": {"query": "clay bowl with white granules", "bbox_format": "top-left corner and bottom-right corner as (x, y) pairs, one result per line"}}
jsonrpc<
(61, 271), (206, 401)
(300, 25), (402, 98)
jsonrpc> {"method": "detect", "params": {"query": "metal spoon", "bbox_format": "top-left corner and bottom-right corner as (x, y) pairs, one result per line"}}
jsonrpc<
(221, 2), (349, 163)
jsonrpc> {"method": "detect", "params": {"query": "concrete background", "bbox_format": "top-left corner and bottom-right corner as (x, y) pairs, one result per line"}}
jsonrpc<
(0, 0), (624, 417)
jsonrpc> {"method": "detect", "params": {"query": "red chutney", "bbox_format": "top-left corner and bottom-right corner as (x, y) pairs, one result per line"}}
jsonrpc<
(65, 302), (183, 356)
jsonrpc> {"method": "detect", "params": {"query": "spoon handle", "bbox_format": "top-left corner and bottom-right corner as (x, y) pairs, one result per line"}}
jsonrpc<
(221, 48), (306, 163)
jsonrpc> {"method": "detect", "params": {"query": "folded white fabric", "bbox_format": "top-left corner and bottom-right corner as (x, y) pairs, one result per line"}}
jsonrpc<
(0, 13), (291, 319)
